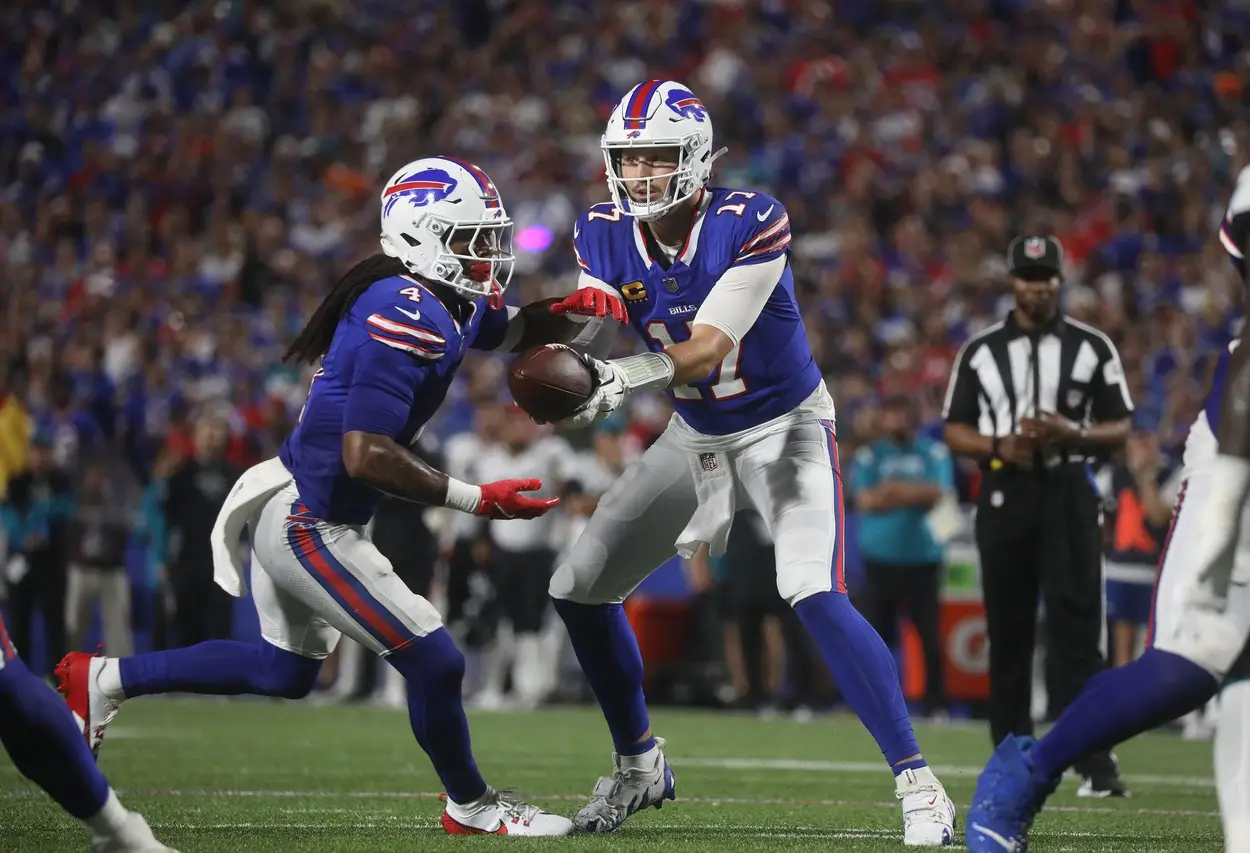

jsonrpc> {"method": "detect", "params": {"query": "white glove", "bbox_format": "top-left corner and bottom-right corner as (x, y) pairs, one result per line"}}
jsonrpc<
(562, 356), (628, 429)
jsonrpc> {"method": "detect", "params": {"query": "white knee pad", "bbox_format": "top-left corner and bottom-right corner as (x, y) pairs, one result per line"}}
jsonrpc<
(548, 554), (620, 605)
(776, 557), (836, 606)
(779, 576), (833, 608)
(1217, 681), (1250, 853)
(548, 560), (590, 603)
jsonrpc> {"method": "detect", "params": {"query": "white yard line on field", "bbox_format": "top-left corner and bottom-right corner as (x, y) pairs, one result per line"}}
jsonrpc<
(675, 757), (1216, 789)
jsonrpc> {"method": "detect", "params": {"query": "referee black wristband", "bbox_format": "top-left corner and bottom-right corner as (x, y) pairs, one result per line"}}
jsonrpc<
(990, 435), (1000, 460)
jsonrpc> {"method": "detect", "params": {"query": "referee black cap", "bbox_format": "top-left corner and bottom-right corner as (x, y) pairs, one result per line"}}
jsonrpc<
(1007, 235), (1064, 278)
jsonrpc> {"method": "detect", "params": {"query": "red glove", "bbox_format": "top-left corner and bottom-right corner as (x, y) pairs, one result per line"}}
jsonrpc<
(475, 478), (560, 520)
(551, 288), (627, 323)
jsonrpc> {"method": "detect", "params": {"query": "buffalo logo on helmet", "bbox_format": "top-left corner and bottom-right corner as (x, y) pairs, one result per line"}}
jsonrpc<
(665, 88), (707, 122)
(1023, 237), (1047, 260)
(381, 168), (459, 215)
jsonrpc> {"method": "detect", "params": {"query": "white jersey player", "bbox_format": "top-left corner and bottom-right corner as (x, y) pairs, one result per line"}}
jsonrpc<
(543, 79), (957, 845)
(966, 166), (1250, 853)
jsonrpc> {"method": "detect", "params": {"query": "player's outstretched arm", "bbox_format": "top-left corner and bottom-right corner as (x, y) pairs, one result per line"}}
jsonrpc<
(508, 297), (586, 352)
(588, 321), (735, 391)
(344, 335), (559, 520)
(342, 431), (558, 520)
(558, 256), (787, 427)
(476, 297), (596, 354)
(563, 323), (731, 428)
(613, 252), (789, 386)
(342, 430), (455, 507)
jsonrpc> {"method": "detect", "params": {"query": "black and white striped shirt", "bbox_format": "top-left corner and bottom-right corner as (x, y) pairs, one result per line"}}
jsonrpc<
(942, 312), (1133, 444)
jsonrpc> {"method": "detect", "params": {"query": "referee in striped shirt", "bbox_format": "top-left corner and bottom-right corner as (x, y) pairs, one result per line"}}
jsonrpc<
(942, 235), (1133, 797)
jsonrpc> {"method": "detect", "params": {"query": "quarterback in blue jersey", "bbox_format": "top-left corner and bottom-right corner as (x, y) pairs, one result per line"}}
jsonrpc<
(541, 79), (956, 844)
(0, 613), (174, 852)
(966, 169), (1250, 853)
(55, 157), (580, 837)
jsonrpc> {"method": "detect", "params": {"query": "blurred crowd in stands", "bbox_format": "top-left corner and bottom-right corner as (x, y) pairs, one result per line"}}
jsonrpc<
(1, 0), (1249, 712)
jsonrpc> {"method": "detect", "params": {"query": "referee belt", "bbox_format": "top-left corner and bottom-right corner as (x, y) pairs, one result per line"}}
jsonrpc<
(985, 452), (1089, 472)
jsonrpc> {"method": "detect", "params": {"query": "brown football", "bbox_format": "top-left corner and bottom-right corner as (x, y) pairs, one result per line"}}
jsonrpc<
(507, 344), (597, 422)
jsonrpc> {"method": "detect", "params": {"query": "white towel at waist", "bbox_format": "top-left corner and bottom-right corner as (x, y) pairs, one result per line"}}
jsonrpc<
(674, 450), (735, 559)
(211, 456), (293, 597)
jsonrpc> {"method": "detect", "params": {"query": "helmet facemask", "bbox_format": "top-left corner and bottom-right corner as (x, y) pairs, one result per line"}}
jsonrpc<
(390, 212), (514, 302)
(603, 136), (706, 221)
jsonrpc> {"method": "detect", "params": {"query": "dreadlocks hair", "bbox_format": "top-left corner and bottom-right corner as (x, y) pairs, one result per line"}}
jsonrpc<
(284, 253), (409, 365)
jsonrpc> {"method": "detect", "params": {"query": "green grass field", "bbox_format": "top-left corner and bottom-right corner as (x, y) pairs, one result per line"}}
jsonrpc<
(0, 699), (1223, 852)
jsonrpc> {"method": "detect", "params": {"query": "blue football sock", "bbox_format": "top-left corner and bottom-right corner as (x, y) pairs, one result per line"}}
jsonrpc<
(0, 655), (110, 820)
(119, 640), (322, 699)
(552, 599), (653, 755)
(387, 628), (488, 805)
(794, 591), (923, 773)
(1030, 647), (1217, 779)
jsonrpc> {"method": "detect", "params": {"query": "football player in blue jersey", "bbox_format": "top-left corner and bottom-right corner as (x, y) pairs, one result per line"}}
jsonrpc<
(540, 79), (957, 844)
(965, 168), (1250, 853)
(0, 612), (174, 851)
(55, 156), (581, 837)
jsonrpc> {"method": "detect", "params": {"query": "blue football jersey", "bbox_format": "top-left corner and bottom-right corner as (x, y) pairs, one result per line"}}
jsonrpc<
(279, 272), (511, 524)
(573, 187), (821, 435)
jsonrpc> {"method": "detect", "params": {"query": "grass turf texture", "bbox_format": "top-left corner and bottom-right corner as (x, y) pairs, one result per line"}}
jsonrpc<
(0, 701), (1222, 852)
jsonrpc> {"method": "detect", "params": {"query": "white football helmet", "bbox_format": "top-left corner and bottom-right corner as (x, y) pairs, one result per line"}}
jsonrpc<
(602, 80), (725, 221)
(379, 156), (514, 301)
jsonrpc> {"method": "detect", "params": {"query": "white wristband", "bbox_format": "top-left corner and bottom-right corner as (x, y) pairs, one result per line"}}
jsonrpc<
(612, 352), (675, 391)
(443, 477), (483, 514)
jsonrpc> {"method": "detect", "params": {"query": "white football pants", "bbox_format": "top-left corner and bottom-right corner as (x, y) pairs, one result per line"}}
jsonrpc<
(550, 391), (846, 607)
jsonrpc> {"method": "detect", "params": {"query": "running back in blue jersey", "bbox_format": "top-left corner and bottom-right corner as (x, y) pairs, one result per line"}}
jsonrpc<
(279, 272), (511, 524)
(572, 187), (821, 436)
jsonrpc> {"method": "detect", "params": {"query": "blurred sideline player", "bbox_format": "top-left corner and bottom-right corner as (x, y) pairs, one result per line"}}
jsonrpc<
(0, 612), (174, 851)
(542, 79), (956, 845)
(55, 157), (583, 836)
(966, 166), (1250, 853)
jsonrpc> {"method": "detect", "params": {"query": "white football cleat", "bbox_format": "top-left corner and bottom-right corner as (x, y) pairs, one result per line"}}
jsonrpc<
(440, 789), (573, 836)
(574, 736), (676, 833)
(896, 766), (957, 846)
(55, 652), (123, 757)
(91, 812), (177, 852)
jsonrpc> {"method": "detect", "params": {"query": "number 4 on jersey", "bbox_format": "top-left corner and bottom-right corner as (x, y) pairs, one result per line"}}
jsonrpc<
(645, 321), (746, 401)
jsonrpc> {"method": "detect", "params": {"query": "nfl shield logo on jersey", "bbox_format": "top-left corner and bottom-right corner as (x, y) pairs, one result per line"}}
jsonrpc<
(663, 277), (679, 293)
(699, 453), (718, 471)
(1067, 389), (1084, 409)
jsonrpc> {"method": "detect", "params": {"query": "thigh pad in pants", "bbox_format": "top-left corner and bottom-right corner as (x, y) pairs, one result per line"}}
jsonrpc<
(735, 417), (845, 605)
(549, 429), (697, 605)
(252, 486), (444, 657)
